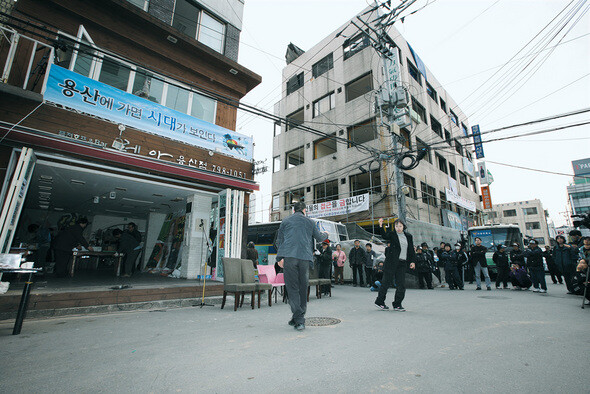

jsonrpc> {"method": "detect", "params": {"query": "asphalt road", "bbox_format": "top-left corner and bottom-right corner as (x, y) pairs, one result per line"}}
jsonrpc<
(1, 281), (588, 393)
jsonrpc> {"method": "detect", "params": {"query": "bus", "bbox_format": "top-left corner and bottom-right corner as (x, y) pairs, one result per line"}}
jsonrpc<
(467, 224), (524, 276)
(247, 219), (349, 266)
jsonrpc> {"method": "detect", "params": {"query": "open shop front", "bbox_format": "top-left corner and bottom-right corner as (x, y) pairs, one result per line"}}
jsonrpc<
(0, 146), (248, 293)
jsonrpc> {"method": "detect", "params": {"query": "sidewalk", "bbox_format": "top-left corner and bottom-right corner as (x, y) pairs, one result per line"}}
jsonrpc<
(1, 281), (588, 393)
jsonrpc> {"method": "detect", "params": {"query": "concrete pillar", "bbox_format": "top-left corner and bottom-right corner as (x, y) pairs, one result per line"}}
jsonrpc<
(181, 193), (213, 279)
(142, 212), (166, 270)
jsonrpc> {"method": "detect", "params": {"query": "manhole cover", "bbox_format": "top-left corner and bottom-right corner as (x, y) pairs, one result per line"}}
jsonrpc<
(477, 296), (511, 300)
(306, 317), (341, 326)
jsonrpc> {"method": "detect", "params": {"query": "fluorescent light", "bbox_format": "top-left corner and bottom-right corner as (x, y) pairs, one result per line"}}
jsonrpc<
(105, 209), (132, 214)
(115, 187), (127, 191)
(54, 207), (64, 211)
(122, 197), (153, 204)
(70, 179), (86, 185)
(40, 175), (53, 180)
(39, 185), (52, 191)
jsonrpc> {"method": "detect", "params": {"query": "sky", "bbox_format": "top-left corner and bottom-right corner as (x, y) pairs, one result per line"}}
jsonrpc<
(234, 0), (590, 226)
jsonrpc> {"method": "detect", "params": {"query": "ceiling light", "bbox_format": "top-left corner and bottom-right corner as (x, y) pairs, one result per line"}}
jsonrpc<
(39, 205), (49, 209)
(105, 209), (132, 214)
(115, 187), (127, 191)
(54, 207), (64, 211)
(39, 191), (51, 196)
(70, 179), (86, 185)
(39, 179), (53, 185)
(39, 185), (52, 191)
(40, 175), (53, 180)
(122, 197), (153, 204)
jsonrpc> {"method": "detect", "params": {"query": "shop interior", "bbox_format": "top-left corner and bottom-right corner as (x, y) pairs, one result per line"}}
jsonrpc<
(8, 156), (219, 290)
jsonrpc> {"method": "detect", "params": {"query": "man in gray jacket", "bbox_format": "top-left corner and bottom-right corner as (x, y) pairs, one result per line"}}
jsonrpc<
(276, 201), (328, 331)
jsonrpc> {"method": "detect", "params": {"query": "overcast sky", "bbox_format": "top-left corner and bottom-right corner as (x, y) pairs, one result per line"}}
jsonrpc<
(235, 0), (590, 226)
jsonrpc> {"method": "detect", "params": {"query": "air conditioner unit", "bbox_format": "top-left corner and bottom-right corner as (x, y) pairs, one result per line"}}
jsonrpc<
(410, 108), (421, 124)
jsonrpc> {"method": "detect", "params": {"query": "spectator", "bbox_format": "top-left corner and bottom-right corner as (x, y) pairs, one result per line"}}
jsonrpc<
(348, 240), (367, 287)
(569, 229), (583, 248)
(441, 243), (463, 290)
(415, 247), (433, 289)
(365, 243), (377, 288)
(494, 244), (510, 289)
(553, 235), (578, 294)
(572, 260), (589, 303)
(317, 241), (333, 296)
(510, 242), (525, 268)
(332, 244), (346, 285)
(370, 261), (384, 291)
(471, 237), (491, 291)
(543, 244), (562, 284)
(246, 241), (259, 269)
(436, 242), (447, 288)
(456, 243), (469, 283)
(510, 262), (532, 290)
(52, 217), (92, 277)
(524, 239), (546, 293)
(579, 236), (590, 263)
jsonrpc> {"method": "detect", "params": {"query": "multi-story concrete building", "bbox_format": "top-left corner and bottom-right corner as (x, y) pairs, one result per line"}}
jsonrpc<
(487, 199), (552, 247)
(568, 158), (590, 216)
(271, 7), (481, 232)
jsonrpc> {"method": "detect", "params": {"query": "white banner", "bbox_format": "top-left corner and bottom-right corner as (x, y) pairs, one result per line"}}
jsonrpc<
(306, 193), (369, 219)
(445, 188), (477, 213)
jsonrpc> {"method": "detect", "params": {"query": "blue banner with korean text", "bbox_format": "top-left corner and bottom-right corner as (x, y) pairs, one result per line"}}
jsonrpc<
(43, 64), (252, 162)
(471, 124), (485, 159)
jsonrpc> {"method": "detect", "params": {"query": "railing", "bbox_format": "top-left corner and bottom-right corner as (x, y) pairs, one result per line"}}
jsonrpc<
(0, 25), (54, 94)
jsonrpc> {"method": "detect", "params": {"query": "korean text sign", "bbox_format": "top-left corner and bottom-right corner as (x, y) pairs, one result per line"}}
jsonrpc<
(306, 193), (369, 219)
(44, 65), (253, 162)
(471, 125), (484, 159)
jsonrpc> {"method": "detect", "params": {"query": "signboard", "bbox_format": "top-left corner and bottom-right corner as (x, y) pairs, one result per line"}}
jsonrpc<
(463, 157), (475, 177)
(477, 162), (489, 184)
(572, 158), (590, 175)
(471, 125), (485, 159)
(445, 187), (477, 213)
(44, 64), (253, 161)
(481, 185), (492, 210)
(441, 209), (463, 231)
(306, 193), (369, 219)
(448, 176), (458, 194)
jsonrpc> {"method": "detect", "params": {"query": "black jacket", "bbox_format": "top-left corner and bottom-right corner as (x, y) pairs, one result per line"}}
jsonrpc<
(457, 250), (468, 268)
(415, 253), (431, 273)
(470, 245), (488, 267)
(510, 249), (525, 266)
(379, 225), (415, 270)
(246, 247), (259, 266)
(348, 246), (367, 266)
(317, 246), (333, 266)
(493, 251), (510, 270)
(524, 246), (543, 268)
(53, 224), (89, 252)
(440, 250), (456, 267)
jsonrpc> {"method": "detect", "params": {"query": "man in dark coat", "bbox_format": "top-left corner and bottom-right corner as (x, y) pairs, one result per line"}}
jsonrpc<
(471, 237), (490, 290)
(510, 243), (525, 267)
(364, 243), (377, 288)
(52, 217), (92, 277)
(493, 244), (510, 289)
(543, 245), (562, 284)
(317, 241), (333, 295)
(276, 202), (328, 331)
(415, 247), (433, 289)
(553, 235), (578, 294)
(113, 228), (141, 277)
(348, 240), (367, 287)
(375, 218), (416, 311)
(524, 239), (546, 293)
(246, 241), (259, 268)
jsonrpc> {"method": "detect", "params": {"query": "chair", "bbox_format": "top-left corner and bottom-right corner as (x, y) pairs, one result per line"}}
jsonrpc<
(258, 264), (286, 304)
(308, 263), (321, 300)
(221, 258), (258, 311)
(241, 259), (272, 309)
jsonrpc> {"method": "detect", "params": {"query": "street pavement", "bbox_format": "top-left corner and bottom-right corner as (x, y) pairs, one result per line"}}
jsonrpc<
(1, 280), (588, 393)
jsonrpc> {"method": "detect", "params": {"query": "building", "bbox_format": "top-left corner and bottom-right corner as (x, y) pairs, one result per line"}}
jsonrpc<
(487, 199), (552, 247)
(0, 0), (261, 282)
(270, 7), (481, 232)
(568, 158), (590, 216)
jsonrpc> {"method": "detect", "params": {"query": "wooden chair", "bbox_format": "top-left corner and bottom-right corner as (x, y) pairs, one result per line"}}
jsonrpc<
(221, 258), (258, 311)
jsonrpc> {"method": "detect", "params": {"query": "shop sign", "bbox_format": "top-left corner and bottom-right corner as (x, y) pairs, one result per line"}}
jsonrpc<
(441, 208), (463, 231)
(481, 185), (493, 210)
(471, 124), (484, 159)
(44, 64), (253, 161)
(445, 187), (477, 213)
(306, 193), (369, 219)
(57, 130), (249, 179)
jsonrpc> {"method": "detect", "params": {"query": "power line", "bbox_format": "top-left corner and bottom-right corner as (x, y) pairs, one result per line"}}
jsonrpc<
(484, 160), (590, 178)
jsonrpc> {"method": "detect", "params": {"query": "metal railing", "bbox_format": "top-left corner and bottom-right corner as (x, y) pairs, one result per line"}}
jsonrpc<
(0, 25), (54, 94)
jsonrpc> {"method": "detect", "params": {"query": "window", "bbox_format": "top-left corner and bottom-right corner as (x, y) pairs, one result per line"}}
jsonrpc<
(314, 179), (339, 203)
(470, 179), (477, 194)
(272, 195), (280, 212)
(444, 129), (451, 145)
(454, 139), (463, 155)
(343, 33), (370, 60)
(412, 97), (427, 124)
(436, 154), (448, 174)
(286, 108), (304, 130)
(426, 82), (437, 101)
(172, 0), (200, 39)
(313, 134), (337, 159)
(400, 128), (411, 149)
(534, 237), (545, 244)
(440, 98), (447, 113)
(503, 209), (517, 217)
(98, 57), (130, 91)
(449, 109), (459, 126)
(449, 163), (456, 179)
(285, 146), (305, 169)
(132, 71), (164, 103)
(348, 118), (376, 146)
(190, 92), (216, 123)
(273, 122), (281, 137)
(466, 150), (473, 162)
(421, 182), (436, 206)
(272, 156), (280, 173)
(284, 187), (305, 211)
(421, 182), (429, 204)
(345, 72), (373, 102)
(458, 171), (468, 187)
(198, 11), (225, 53)
(461, 123), (469, 137)
(126, 0), (149, 10)
(404, 174), (417, 199)
(440, 191), (449, 209)
(525, 222), (541, 230)
(488, 211), (498, 219)
(430, 115), (442, 137)
(166, 83), (190, 113)
(312, 92), (335, 118)
(571, 191), (590, 200)
(350, 170), (381, 197)
(407, 61), (421, 85)
(312, 53), (333, 78)
(286, 73), (304, 95)
(523, 207), (538, 215)
(416, 137), (431, 163)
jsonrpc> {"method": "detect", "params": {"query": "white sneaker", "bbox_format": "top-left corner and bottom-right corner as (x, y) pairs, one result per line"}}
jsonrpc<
(533, 288), (540, 292)
(539, 289), (547, 293)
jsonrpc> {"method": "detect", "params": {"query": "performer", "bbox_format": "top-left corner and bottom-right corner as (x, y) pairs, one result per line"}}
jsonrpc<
(374, 218), (416, 311)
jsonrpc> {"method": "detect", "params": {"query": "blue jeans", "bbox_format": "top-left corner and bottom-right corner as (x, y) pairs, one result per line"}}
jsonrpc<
(475, 263), (491, 288)
(529, 267), (547, 290)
